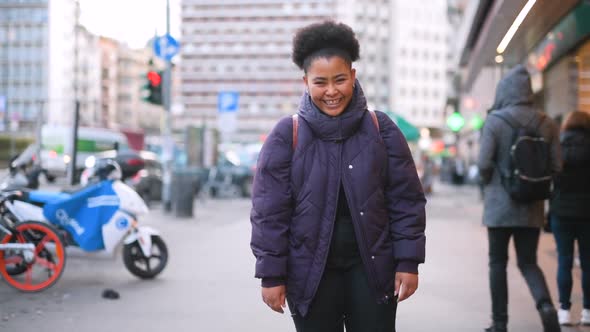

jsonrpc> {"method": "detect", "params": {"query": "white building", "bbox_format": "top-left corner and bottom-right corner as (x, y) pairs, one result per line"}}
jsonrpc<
(336, 0), (391, 112)
(0, 0), (95, 129)
(47, 0), (79, 126)
(339, 0), (449, 130)
(76, 24), (101, 126)
(178, 0), (450, 141)
(180, 0), (337, 142)
(389, 0), (449, 129)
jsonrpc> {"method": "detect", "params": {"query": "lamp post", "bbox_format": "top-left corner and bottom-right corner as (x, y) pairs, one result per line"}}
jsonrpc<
(161, 0), (173, 211)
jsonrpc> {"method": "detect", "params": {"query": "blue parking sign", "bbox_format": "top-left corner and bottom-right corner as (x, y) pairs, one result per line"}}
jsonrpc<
(218, 91), (239, 113)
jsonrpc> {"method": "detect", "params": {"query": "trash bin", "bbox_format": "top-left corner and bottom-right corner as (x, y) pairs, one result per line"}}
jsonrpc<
(171, 170), (195, 218)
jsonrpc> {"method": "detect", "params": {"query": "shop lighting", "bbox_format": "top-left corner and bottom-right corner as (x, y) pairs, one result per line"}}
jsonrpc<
(495, 55), (504, 63)
(496, 0), (537, 54)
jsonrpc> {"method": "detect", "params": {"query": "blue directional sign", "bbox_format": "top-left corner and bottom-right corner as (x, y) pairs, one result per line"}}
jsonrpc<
(154, 34), (180, 61)
(0, 96), (6, 114)
(218, 91), (239, 113)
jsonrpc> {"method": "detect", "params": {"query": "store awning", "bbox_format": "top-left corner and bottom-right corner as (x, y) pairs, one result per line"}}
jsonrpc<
(384, 111), (420, 142)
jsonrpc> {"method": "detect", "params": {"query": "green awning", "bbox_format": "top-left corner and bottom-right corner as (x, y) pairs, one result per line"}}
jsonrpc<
(384, 111), (420, 142)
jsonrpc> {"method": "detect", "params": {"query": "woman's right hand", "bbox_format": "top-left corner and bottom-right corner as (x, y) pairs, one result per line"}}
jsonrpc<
(262, 285), (286, 313)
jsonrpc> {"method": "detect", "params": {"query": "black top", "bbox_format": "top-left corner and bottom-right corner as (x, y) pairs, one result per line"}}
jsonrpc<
(550, 128), (590, 218)
(326, 184), (362, 269)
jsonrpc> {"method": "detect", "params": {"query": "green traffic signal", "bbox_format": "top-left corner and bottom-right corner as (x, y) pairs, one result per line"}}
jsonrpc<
(446, 112), (465, 132)
(470, 114), (484, 131)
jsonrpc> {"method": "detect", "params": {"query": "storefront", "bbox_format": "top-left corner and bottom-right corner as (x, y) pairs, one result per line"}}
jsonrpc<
(526, 1), (590, 120)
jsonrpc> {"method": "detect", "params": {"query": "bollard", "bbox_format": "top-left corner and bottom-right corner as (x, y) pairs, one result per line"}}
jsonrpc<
(171, 171), (195, 218)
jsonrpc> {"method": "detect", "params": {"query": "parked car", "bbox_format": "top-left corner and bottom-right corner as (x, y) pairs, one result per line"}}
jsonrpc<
(81, 150), (163, 204)
(81, 150), (205, 204)
(207, 145), (259, 198)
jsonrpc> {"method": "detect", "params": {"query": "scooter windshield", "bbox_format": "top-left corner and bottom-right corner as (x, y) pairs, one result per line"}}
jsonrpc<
(43, 180), (120, 251)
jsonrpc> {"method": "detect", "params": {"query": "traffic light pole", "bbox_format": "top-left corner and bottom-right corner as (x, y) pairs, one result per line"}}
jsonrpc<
(162, 0), (173, 211)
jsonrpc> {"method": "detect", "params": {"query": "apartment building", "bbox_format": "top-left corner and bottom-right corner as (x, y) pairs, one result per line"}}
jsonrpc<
(180, 0), (337, 141)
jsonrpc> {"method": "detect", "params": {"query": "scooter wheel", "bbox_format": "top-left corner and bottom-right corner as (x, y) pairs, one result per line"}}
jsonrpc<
(123, 235), (168, 279)
(0, 221), (66, 292)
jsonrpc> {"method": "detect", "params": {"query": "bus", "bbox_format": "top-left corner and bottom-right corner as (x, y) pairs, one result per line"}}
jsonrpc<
(41, 126), (129, 177)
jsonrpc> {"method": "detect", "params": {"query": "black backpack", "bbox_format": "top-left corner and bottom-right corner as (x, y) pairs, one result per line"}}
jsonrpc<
(492, 112), (552, 203)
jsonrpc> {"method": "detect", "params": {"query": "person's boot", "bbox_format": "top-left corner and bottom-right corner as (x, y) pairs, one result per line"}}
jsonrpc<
(484, 322), (507, 332)
(539, 304), (561, 332)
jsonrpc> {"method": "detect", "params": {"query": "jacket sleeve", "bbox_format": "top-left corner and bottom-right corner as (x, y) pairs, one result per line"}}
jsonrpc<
(477, 118), (498, 184)
(250, 117), (293, 286)
(377, 112), (426, 274)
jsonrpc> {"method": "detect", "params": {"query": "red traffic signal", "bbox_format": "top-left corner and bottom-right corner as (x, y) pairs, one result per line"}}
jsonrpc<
(147, 71), (161, 87)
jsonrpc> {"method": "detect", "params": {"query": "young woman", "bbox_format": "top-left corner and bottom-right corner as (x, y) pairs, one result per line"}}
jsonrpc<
(550, 111), (590, 326)
(250, 21), (426, 331)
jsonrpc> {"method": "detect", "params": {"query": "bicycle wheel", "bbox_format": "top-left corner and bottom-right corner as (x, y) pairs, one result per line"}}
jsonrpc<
(0, 221), (66, 292)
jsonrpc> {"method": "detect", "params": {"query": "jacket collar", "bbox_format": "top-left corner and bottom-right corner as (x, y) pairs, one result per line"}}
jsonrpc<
(297, 80), (368, 142)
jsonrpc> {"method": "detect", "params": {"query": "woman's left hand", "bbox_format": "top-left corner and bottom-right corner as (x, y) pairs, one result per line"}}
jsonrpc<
(394, 272), (418, 302)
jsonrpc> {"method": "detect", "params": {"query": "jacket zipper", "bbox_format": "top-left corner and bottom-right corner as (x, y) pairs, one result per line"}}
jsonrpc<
(307, 142), (342, 305)
(341, 175), (383, 300)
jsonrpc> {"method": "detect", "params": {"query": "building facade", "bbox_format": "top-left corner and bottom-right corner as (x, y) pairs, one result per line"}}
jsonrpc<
(338, 0), (449, 130)
(180, 0), (337, 142)
(337, 0), (391, 112)
(76, 24), (101, 126)
(0, 0), (107, 130)
(458, 0), (590, 122)
(0, 0), (75, 130)
(99, 37), (163, 133)
(388, 0), (449, 129)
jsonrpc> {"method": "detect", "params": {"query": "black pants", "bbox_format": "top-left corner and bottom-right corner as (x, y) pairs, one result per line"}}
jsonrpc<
(551, 217), (590, 310)
(289, 263), (397, 332)
(488, 227), (553, 324)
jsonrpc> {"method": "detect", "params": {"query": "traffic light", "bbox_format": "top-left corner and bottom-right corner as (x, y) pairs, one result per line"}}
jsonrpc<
(446, 112), (465, 133)
(142, 70), (163, 105)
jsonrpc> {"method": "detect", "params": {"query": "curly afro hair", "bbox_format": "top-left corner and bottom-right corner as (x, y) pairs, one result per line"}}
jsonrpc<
(292, 21), (360, 71)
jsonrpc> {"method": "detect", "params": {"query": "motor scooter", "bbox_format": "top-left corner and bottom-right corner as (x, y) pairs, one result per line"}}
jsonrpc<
(3, 161), (168, 279)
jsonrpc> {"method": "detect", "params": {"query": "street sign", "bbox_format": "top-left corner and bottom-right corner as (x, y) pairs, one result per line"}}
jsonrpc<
(217, 91), (239, 136)
(217, 91), (239, 113)
(154, 34), (180, 61)
(0, 96), (5, 131)
(0, 95), (6, 114)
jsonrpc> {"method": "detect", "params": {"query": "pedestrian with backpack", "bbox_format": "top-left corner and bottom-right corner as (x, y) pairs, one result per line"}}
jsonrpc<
(250, 21), (426, 332)
(549, 111), (590, 326)
(478, 64), (562, 332)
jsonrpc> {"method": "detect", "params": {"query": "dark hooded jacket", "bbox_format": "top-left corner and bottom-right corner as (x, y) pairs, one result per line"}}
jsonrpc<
(550, 128), (590, 218)
(477, 65), (561, 227)
(250, 82), (426, 317)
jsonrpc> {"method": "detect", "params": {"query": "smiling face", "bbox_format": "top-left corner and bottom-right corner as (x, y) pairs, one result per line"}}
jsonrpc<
(304, 56), (356, 117)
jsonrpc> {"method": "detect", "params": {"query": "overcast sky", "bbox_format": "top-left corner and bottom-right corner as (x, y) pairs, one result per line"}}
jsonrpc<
(79, 0), (181, 49)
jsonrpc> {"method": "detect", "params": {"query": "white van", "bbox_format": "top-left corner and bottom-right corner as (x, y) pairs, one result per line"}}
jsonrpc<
(41, 126), (129, 176)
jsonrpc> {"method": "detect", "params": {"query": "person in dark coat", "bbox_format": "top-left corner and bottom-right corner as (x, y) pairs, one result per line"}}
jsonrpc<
(478, 65), (562, 332)
(250, 21), (426, 332)
(549, 111), (590, 326)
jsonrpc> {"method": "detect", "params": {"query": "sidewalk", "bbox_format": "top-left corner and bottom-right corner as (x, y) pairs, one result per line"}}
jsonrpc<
(403, 181), (587, 331)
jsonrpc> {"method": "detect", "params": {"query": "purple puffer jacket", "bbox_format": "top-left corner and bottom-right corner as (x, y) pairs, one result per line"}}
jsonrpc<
(250, 83), (426, 317)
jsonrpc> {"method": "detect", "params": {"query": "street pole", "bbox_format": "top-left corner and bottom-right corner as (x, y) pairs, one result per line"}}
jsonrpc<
(6, 24), (15, 158)
(68, 101), (80, 186)
(162, 0), (173, 211)
(68, 4), (81, 186)
(34, 100), (44, 166)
